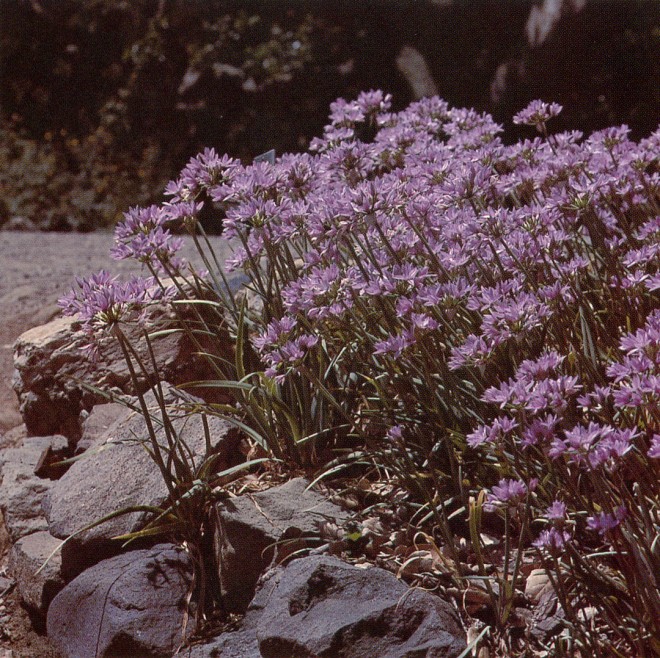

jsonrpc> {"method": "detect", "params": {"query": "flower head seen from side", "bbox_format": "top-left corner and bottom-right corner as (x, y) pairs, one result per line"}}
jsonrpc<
(466, 416), (518, 448)
(484, 477), (537, 511)
(58, 270), (175, 334)
(649, 434), (660, 459)
(252, 316), (320, 383)
(385, 425), (405, 446)
(587, 507), (627, 536)
(513, 100), (563, 131)
(111, 204), (188, 274)
(533, 501), (572, 552)
(545, 500), (567, 522)
(533, 528), (571, 552)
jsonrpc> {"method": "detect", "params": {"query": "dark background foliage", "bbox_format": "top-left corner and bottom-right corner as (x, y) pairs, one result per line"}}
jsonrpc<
(0, 0), (658, 231)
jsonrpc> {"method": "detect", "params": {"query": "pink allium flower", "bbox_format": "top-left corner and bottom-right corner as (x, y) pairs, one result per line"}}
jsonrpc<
(513, 100), (563, 129)
(587, 506), (627, 535)
(533, 528), (571, 551)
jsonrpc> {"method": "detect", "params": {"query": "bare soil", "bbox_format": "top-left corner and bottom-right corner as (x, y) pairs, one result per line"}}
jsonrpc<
(0, 230), (232, 657)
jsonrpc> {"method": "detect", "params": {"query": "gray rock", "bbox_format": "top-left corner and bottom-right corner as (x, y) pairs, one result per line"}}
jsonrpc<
(0, 424), (27, 451)
(0, 435), (68, 542)
(33, 434), (70, 479)
(43, 385), (238, 576)
(215, 478), (350, 611)
(12, 301), (232, 440)
(255, 555), (466, 657)
(74, 401), (127, 455)
(8, 531), (64, 613)
(185, 627), (260, 658)
(188, 554), (466, 658)
(47, 544), (193, 658)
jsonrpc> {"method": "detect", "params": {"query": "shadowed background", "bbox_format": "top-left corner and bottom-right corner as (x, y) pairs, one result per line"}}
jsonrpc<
(0, 0), (658, 232)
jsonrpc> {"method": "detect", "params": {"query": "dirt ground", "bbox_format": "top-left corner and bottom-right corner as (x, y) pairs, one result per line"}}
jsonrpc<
(0, 230), (232, 657)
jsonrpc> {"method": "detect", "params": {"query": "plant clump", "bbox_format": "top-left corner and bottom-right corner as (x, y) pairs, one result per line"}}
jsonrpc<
(61, 92), (659, 656)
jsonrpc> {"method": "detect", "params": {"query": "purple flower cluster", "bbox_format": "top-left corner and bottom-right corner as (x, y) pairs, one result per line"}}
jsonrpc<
(484, 477), (537, 511)
(513, 100), (563, 130)
(153, 92), (655, 488)
(251, 316), (319, 382)
(533, 527), (571, 551)
(533, 500), (573, 551)
(608, 310), (660, 412)
(586, 506), (627, 536)
(58, 270), (174, 333)
(472, 323), (653, 544)
(65, 93), (658, 621)
(310, 90), (393, 148)
(110, 204), (192, 274)
(86, 94), (659, 414)
(165, 148), (237, 202)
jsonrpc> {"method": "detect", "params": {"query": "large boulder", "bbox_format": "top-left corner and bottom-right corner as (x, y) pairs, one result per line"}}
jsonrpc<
(47, 544), (193, 658)
(0, 435), (67, 542)
(12, 301), (232, 441)
(186, 554), (466, 658)
(214, 478), (350, 611)
(43, 385), (239, 577)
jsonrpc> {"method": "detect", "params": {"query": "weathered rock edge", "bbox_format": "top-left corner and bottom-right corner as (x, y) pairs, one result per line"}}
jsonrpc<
(47, 543), (193, 658)
(43, 384), (239, 578)
(186, 554), (467, 658)
(12, 302), (233, 441)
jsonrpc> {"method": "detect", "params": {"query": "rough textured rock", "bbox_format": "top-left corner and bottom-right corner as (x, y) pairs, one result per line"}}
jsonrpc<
(43, 385), (239, 577)
(47, 544), (193, 658)
(12, 302), (231, 441)
(254, 555), (466, 657)
(0, 435), (67, 541)
(215, 478), (350, 611)
(185, 626), (260, 658)
(74, 401), (126, 455)
(8, 531), (64, 613)
(0, 233), (236, 657)
(187, 554), (466, 658)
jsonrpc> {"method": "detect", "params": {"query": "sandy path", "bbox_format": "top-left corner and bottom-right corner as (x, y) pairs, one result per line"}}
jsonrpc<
(0, 230), (236, 434)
